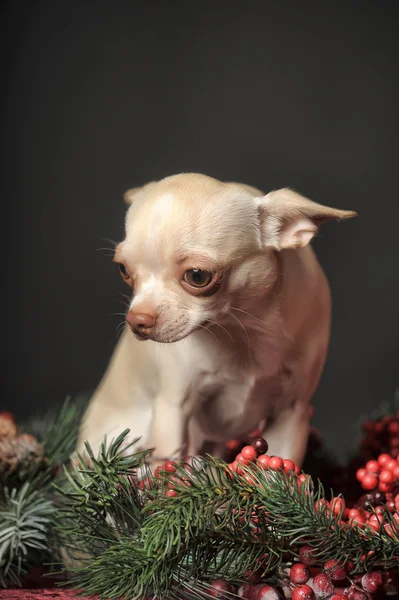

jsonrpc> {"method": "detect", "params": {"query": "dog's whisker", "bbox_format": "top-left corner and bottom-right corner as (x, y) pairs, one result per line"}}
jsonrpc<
(227, 309), (251, 346)
(116, 321), (126, 339)
(100, 237), (119, 247)
(229, 306), (269, 327)
(196, 324), (221, 347)
(110, 312), (127, 318)
(204, 319), (234, 343)
(119, 292), (133, 303)
(96, 247), (116, 254)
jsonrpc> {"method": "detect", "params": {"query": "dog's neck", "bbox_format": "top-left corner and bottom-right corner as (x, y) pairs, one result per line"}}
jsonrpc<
(207, 258), (287, 374)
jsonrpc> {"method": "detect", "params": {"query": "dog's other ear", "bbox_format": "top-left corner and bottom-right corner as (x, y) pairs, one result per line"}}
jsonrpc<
(123, 181), (158, 205)
(255, 188), (357, 250)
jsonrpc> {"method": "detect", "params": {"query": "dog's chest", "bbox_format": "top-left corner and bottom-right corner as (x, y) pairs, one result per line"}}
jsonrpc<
(189, 364), (296, 442)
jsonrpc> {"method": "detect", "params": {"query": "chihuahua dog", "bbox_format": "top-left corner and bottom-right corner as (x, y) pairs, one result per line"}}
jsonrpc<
(78, 173), (356, 467)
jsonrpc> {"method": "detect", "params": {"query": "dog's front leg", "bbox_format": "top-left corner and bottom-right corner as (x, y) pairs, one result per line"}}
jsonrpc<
(262, 401), (310, 467)
(148, 393), (186, 470)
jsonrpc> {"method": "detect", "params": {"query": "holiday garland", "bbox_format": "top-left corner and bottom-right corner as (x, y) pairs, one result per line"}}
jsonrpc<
(1, 397), (399, 599)
(56, 428), (399, 599)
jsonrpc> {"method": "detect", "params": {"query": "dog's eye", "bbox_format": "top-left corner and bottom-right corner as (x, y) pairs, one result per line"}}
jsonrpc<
(118, 263), (130, 280)
(184, 269), (213, 288)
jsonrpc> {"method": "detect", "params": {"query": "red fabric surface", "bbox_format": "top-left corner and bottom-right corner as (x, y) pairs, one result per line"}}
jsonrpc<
(0, 591), (96, 599)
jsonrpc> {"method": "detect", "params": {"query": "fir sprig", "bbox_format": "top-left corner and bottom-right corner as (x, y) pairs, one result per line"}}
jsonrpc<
(0, 396), (86, 586)
(55, 430), (152, 561)
(35, 395), (87, 467)
(57, 431), (399, 600)
(0, 482), (55, 586)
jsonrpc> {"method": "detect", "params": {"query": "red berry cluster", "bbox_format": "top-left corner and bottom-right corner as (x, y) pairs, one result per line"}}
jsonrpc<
(356, 453), (399, 493)
(359, 412), (399, 460)
(352, 452), (399, 535)
(138, 459), (182, 494)
(140, 437), (397, 599)
(203, 563), (387, 600)
(226, 438), (301, 479)
(288, 555), (387, 600)
(311, 486), (399, 537)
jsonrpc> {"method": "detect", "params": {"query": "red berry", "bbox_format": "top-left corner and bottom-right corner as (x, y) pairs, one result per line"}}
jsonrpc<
(365, 460), (380, 474)
(257, 454), (270, 469)
(324, 558), (347, 581)
(330, 596), (346, 600)
(312, 574), (334, 599)
(386, 498), (395, 512)
(283, 459), (296, 473)
(350, 514), (366, 527)
(361, 473), (378, 490)
(164, 460), (177, 473)
(388, 421), (399, 434)
(290, 563), (311, 584)
(298, 474), (310, 487)
(392, 465), (399, 479)
(226, 439), (242, 451)
(209, 580), (235, 598)
(394, 494), (399, 511)
(348, 508), (361, 519)
(315, 499), (330, 511)
(378, 453), (392, 467)
(252, 437), (269, 455)
(254, 585), (280, 600)
(299, 545), (317, 566)
(229, 460), (239, 472)
(379, 469), (394, 483)
(165, 489), (177, 497)
(346, 586), (367, 600)
(330, 497), (345, 516)
(268, 456), (283, 470)
(236, 454), (250, 465)
(368, 519), (380, 532)
(241, 445), (257, 462)
(292, 585), (315, 600)
(386, 458), (397, 471)
(244, 473), (256, 485)
(356, 468), (366, 482)
(154, 466), (163, 478)
(378, 481), (393, 493)
(138, 477), (151, 489)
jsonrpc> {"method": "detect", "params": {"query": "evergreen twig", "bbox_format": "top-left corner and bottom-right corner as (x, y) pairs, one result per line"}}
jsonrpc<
(0, 482), (54, 586)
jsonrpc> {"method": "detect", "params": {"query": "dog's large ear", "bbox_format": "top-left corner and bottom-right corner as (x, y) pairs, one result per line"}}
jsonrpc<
(255, 188), (357, 250)
(123, 181), (158, 205)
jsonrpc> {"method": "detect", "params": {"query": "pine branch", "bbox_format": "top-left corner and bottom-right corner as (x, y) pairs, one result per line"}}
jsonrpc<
(0, 482), (55, 586)
(37, 396), (87, 466)
(55, 430), (152, 562)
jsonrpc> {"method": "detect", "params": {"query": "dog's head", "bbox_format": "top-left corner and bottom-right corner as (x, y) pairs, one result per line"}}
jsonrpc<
(114, 173), (356, 343)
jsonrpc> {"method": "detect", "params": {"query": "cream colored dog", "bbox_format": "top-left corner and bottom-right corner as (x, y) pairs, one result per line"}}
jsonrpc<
(78, 173), (356, 467)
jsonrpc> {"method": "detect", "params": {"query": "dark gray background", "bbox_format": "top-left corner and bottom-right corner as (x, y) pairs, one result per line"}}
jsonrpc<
(2, 1), (398, 461)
